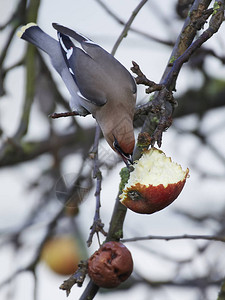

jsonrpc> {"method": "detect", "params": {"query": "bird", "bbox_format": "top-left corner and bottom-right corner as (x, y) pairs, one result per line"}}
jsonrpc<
(17, 23), (137, 165)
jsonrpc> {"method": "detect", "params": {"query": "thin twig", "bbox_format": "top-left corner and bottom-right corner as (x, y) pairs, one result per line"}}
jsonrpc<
(122, 233), (225, 243)
(95, 0), (173, 46)
(0, 28), (18, 67)
(137, 271), (222, 288)
(0, 127), (96, 167)
(111, 0), (148, 56)
(87, 124), (107, 247)
(59, 261), (88, 296)
(49, 111), (84, 118)
(131, 60), (164, 93)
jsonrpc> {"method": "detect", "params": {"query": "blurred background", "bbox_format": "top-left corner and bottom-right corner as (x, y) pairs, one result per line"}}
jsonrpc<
(0, 0), (225, 299)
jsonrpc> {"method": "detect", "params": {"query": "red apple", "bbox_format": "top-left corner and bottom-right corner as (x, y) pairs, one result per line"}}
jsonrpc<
(41, 235), (81, 275)
(120, 147), (189, 214)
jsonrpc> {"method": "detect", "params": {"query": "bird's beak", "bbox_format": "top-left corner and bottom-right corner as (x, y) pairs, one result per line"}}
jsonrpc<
(120, 152), (133, 167)
(113, 136), (133, 169)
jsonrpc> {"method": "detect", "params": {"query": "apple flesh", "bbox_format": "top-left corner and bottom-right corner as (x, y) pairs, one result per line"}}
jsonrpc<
(120, 148), (189, 214)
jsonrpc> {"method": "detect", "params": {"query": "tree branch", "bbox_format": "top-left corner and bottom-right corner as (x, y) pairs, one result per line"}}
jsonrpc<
(111, 0), (149, 56)
(0, 127), (95, 167)
(13, 0), (41, 140)
(59, 261), (88, 296)
(122, 233), (225, 243)
(164, 1), (225, 91)
(87, 124), (107, 247)
(134, 0), (224, 149)
(95, 0), (173, 46)
(138, 273), (221, 289)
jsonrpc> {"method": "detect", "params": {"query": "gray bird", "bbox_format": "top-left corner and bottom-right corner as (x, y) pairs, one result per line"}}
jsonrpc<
(17, 23), (137, 164)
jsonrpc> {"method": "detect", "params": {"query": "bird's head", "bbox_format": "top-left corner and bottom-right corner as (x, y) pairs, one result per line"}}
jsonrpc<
(96, 108), (135, 167)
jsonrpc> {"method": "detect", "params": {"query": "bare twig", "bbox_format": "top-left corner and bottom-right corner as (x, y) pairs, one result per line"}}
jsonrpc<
(49, 111), (85, 118)
(131, 61), (164, 93)
(0, 28), (18, 68)
(59, 260), (88, 296)
(0, 127), (96, 167)
(111, 0), (149, 56)
(95, 0), (173, 46)
(87, 124), (107, 247)
(122, 233), (225, 243)
(137, 272), (221, 288)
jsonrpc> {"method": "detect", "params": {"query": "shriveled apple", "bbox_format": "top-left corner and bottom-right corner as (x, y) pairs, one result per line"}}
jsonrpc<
(120, 148), (189, 214)
(88, 241), (133, 288)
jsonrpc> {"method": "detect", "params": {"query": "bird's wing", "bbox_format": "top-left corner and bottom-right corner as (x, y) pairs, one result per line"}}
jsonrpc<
(53, 23), (88, 43)
(53, 23), (137, 95)
(18, 23), (90, 115)
(57, 32), (108, 106)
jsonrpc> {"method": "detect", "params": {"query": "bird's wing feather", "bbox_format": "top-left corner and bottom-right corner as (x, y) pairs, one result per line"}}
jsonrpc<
(52, 23), (89, 43)
(58, 32), (108, 106)
(53, 23), (137, 95)
(81, 43), (137, 95)
(18, 23), (91, 114)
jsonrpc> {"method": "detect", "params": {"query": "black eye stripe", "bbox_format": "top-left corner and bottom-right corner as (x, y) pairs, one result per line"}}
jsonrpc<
(113, 137), (127, 156)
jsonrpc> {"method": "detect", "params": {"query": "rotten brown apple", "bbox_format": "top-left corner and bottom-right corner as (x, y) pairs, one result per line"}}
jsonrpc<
(88, 241), (133, 288)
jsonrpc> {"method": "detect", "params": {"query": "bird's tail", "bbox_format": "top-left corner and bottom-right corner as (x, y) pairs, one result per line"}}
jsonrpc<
(17, 23), (58, 55)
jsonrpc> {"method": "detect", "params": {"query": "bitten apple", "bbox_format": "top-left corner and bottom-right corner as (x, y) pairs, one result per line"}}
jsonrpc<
(120, 148), (189, 214)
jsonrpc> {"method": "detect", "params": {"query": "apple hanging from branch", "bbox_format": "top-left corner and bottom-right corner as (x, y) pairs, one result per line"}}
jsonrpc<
(120, 148), (189, 214)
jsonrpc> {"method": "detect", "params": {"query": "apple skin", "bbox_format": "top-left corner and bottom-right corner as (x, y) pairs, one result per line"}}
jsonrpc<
(41, 236), (81, 276)
(121, 176), (188, 214)
(88, 241), (133, 288)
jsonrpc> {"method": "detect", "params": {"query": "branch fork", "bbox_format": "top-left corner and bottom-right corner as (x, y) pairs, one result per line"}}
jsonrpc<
(131, 61), (164, 94)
